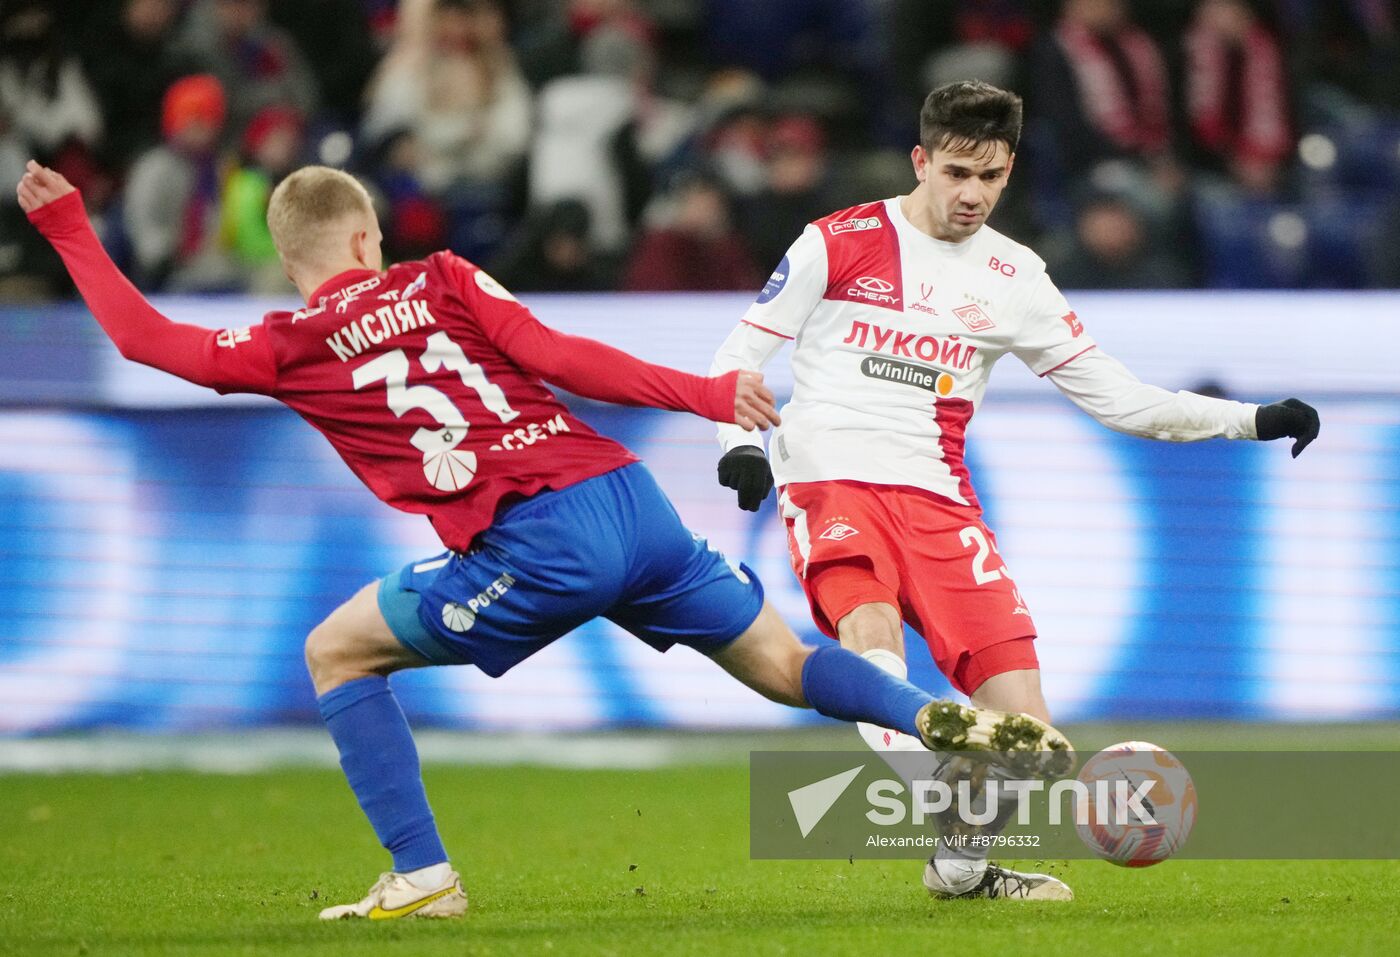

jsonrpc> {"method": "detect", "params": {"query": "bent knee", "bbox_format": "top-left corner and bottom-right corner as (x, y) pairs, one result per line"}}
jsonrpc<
(772, 643), (813, 708)
(305, 621), (361, 693)
(835, 603), (903, 655)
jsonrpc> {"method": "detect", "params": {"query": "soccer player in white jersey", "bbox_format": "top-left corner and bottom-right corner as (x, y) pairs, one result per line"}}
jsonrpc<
(710, 81), (1319, 901)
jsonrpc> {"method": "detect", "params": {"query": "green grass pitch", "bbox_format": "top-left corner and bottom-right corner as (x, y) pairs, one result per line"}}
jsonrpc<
(3, 724), (1400, 956)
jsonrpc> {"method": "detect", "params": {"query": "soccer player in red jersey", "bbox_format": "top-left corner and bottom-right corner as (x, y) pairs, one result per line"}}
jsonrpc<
(20, 160), (1071, 919)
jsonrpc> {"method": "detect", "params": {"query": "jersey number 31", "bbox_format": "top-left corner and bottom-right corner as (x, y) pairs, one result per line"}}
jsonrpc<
(353, 331), (520, 492)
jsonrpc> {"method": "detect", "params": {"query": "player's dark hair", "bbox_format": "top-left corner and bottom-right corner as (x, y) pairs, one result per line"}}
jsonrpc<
(919, 80), (1023, 158)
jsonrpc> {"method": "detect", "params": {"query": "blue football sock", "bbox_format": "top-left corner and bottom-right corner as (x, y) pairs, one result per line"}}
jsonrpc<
(317, 675), (448, 872)
(800, 644), (934, 738)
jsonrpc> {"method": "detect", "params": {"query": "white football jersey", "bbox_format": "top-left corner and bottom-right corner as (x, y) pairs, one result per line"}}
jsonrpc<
(736, 198), (1093, 506)
(715, 196), (1257, 506)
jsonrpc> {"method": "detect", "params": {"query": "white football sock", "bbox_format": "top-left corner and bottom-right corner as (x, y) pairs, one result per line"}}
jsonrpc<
(856, 649), (927, 753)
(930, 852), (987, 895)
(401, 862), (453, 890)
(857, 648), (986, 892)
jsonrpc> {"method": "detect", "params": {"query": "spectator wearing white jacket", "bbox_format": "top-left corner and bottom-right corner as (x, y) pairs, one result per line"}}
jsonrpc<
(362, 0), (532, 195)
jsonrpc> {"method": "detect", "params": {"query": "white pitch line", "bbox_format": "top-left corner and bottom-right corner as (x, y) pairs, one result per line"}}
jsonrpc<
(0, 730), (780, 774)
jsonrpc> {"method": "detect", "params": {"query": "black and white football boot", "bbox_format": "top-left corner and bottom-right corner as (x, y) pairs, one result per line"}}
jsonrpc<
(923, 859), (1073, 901)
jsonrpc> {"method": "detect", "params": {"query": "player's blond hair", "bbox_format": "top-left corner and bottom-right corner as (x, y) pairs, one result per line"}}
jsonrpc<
(266, 166), (375, 270)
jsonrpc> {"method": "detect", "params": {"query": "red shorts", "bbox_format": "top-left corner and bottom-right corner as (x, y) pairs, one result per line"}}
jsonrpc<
(778, 479), (1038, 695)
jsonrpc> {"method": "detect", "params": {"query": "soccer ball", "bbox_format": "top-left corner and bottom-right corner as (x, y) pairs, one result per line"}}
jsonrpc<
(1074, 741), (1196, 867)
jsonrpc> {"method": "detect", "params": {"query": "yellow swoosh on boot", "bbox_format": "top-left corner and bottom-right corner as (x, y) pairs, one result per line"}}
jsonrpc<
(368, 885), (458, 919)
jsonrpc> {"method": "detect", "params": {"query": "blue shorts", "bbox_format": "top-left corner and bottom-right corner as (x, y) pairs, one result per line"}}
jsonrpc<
(378, 463), (764, 676)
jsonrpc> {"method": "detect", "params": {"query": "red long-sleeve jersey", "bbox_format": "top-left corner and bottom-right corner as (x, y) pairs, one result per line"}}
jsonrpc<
(31, 192), (739, 551)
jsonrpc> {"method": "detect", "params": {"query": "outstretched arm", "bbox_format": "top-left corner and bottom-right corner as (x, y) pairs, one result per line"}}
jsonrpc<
(501, 321), (778, 431)
(18, 161), (277, 395)
(1046, 348), (1318, 454)
(1013, 270), (1317, 454)
(446, 254), (779, 430)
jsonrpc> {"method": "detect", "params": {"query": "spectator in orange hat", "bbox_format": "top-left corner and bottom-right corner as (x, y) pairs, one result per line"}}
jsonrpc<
(171, 0), (317, 139)
(161, 73), (226, 146)
(123, 74), (239, 290)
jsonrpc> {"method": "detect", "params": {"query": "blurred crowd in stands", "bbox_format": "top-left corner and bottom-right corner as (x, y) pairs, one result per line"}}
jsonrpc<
(1, 0), (1398, 298)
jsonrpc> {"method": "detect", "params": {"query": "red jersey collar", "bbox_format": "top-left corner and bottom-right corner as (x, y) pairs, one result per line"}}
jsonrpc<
(307, 268), (382, 307)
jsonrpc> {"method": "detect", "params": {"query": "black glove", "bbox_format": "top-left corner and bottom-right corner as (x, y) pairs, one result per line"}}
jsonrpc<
(718, 446), (774, 512)
(1256, 398), (1319, 458)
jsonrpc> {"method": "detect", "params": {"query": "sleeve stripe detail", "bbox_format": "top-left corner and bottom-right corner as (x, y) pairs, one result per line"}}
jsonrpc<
(1038, 344), (1098, 377)
(742, 320), (795, 340)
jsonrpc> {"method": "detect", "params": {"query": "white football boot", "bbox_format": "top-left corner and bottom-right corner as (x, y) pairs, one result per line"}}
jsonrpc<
(923, 859), (1073, 901)
(318, 870), (468, 920)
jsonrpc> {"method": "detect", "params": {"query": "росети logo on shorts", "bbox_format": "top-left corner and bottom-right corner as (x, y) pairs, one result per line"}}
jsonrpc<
(441, 572), (517, 633)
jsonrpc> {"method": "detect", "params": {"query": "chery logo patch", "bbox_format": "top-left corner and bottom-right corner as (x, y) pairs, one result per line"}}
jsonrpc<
(856, 276), (895, 294)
